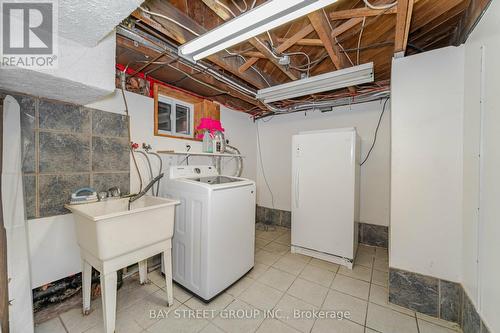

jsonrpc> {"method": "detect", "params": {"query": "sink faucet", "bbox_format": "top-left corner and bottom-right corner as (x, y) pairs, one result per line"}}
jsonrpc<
(129, 173), (164, 205)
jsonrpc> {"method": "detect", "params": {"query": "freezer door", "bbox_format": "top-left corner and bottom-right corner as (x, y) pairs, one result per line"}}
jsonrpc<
(291, 130), (356, 259)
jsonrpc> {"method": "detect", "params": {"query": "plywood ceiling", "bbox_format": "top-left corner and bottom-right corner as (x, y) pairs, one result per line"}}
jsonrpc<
(116, 0), (490, 115)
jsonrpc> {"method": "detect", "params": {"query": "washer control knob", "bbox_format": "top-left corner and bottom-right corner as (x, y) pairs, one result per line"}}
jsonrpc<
(194, 168), (201, 174)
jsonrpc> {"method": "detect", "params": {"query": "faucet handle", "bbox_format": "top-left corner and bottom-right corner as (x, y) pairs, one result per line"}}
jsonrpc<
(107, 187), (121, 198)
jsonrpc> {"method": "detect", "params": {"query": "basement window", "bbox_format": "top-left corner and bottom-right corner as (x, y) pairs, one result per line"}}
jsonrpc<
(156, 95), (194, 138)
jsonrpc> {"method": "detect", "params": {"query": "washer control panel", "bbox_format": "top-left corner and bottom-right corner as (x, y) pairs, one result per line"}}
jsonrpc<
(169, 165), (218, 179)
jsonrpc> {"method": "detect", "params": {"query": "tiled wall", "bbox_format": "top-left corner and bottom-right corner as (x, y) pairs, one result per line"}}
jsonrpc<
(256, 205), (291, 228)
(389, 267), (490, 333)
(5, 92), (130, 218)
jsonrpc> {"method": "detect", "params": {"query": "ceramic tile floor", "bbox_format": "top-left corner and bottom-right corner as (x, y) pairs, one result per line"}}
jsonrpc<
(35, 226), (462, 333)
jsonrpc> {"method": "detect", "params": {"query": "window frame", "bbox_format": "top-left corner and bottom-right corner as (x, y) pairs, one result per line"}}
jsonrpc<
(156, 94), (195, 139)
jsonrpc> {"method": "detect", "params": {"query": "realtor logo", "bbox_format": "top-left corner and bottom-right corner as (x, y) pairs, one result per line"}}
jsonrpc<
(1, 0), (58, 68)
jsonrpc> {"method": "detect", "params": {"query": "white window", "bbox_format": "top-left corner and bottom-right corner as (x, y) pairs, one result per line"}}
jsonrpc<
(157, 96), (194, 138)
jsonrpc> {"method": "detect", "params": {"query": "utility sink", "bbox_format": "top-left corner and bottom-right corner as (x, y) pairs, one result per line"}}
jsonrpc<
(66, 196), (179, 261)
(66, 195), (180, 333)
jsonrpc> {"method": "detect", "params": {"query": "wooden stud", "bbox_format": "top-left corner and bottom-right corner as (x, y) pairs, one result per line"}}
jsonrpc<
(395, 0), (415, 55)
(329, 6), (397, 21)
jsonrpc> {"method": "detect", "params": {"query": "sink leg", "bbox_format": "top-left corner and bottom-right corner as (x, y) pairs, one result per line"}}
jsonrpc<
(162, 249), (174, 306)
(82, 259), (92, 315)
(100, 271), (117, 333)
(139, 260), (149, 285)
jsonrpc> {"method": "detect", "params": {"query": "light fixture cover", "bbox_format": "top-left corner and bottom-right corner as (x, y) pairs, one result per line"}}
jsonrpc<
(256, 62), (374, 103)
(179, 0), (338, 61)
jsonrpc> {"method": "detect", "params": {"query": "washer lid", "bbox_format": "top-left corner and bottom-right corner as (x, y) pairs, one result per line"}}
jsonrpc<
(191, 176), (244, 185)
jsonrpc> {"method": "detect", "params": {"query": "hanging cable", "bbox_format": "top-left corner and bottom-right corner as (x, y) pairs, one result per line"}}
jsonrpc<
(231, 0), (248, 12)
(360, 98), (390, 166)
(215, 0), (237, 17)
(120, 73), (143, 192)
(357, 17), (366, 65)
(139, 6), (200, 37)
(363, 0), (397, 10)
(256, 120), (275, 208)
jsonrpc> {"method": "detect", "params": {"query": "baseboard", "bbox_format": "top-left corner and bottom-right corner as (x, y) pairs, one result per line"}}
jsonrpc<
(255, 205), (291, 228)
(358, 222), (388, 248)
(389, 267), (491, 333)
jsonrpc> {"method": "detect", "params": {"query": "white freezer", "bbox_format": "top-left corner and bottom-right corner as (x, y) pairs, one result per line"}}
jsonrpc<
(291, 128), (360, 268)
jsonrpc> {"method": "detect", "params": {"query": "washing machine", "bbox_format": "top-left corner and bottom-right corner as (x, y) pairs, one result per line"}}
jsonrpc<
(162, 165), (255, 301)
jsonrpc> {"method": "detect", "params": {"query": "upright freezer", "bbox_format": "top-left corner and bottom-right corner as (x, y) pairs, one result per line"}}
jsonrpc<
(291, 127), (360, 269)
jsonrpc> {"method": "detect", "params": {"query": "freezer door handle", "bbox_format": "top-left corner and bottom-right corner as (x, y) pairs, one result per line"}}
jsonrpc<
(295, 169), (300, 208)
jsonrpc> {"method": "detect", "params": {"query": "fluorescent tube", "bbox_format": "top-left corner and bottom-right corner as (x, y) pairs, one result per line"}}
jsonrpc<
(179, 0), (338, 61)
(256, 62), (374, 103)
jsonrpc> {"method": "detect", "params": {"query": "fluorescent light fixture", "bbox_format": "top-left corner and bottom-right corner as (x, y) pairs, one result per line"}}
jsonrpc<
(179, 0), (338, 61)
(256, 62), (374, 103)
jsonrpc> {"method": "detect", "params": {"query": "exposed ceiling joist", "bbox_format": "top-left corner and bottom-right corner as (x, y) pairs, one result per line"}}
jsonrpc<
(456, 0), (492, 43)
(329, 6), (397, 21)
(201, 0), (299, 80)
(308, 11), (347, 70)
(276, 38), (323, 47)
(116, 35), (261, 108)
(132, 0), (277, 88)
(239, 24), (315, 73)
(395, 0), (415, 55)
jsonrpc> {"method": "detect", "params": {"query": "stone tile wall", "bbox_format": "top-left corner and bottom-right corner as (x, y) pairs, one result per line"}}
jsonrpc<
(389, 267), (490, 332)
(3, 92), (130, 219)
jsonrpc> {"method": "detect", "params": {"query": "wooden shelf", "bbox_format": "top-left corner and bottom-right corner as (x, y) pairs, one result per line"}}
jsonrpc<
(157, 150), (243, 158)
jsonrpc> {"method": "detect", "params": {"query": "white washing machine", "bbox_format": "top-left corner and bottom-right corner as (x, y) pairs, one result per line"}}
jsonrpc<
(163, 165), (255, 301)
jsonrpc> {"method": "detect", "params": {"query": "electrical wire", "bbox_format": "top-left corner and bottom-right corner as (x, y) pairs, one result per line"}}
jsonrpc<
(120, 76), (143, 192)
(357, 17), (366, 65)
(139, 6), (200, 37)
(256, 120), (275, 209)
(360, 98), (389, 166)
(231, 0), (248, 12)
(363, 0), (397, 10)
(215, 0), (237, 17)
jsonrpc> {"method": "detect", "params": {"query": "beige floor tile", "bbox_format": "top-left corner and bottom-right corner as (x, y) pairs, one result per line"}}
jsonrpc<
(60, 306), (103, 333)
(311, 318), (364, 333)
(274, 232), (291, 246)
(226, 276), (255, 297)
(299, 264), (336, 287)
(331, 275), (370, 300)
(357, 244), (376, 255)
(322, 289), (368, 326)
(185, 293), (234, 317)
(275, 294), (317, 333)
(368, 284), (416, 316)
(255, 250), (283, 266)
(239, 281), (284, 311)
(372, 269), (389, 287)
(366, 303), (418, 333)
(212, 299), (265, 333)
(309, 258), (340, 273)
(418, 319), (461, 333)
(119, 289), (181, 330)
(287, 278), (328, 307)
(256, 238), (272, 249)
(416, 313), (461, 331)
(199, 323), (226, 333)
(247, 263), (270, 279)
(116, 279), (160, 312)
(373, 257), (389, 272)
(171, 283), (194, 303)
(258, 267), (296, 291)
(263, 242), (291, 255)
(256, 318), (301, 333)
(34, 317), (66, 333)
(146, 305), (209, 333)
(354, 253), (374, 268)
(85, 310), (144, 333)
(256, 229), (286, 241)
(338, 265), (372, 282)
(149, 269), (166, 288)
(273, 255), (308, 276)
(286, 252), (312, 263)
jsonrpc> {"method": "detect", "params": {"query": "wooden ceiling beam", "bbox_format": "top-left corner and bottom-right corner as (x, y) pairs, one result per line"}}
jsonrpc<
(276, 38), (323, 47)
(201, 0), (298, 80)
(238, 23), (315, 73)
(132, 0), (277, 88)
(329, 6), (398, 20)
(117, 35), (261, 108)
(394, 0), (415, 56)
(456, 0), (492, 44)
(308, 10), (351, 70)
